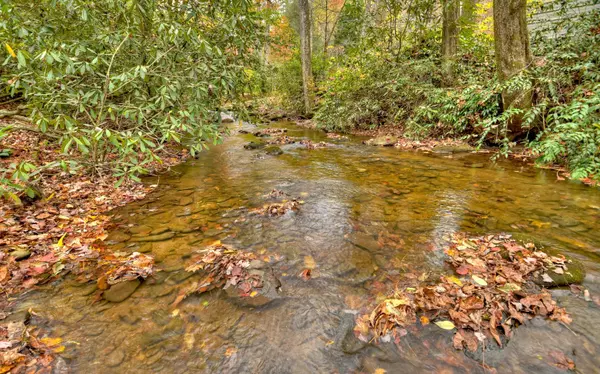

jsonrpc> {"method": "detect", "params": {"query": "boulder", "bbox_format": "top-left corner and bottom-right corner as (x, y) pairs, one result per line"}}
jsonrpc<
(364, 135), (397, 147)
(265, 146), (283, 156)
(103, 279), (141, 302)
(220, 113), (235, 123)
(244, 141), (265, 150)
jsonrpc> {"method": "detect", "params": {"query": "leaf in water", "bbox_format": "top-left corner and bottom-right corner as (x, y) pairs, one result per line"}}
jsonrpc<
(300, 268), (311, 281)
(40, 337), (62, 347)
(472, 275), (488, 286)
(249, 291), (258, 297)
(420, 316), (430, 326)
(434, 320), (455, 330)
(553, 267), (564, 275)
(224, 347), (237, 357)
(373, 369), (387, 374)
(304, 255), (316, 269)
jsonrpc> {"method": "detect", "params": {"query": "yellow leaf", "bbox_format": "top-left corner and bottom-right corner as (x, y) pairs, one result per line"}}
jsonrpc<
(44, 192), (55, 202)
(434, 320), (455, 330)
(40, 337), (62, 347)
(171, 309), (180, 317)
(447, 276), (463, 286)
(5, 43), (16, 58)
(57, 233), (67, 248)
(472, 275), (488, 286)
(374, 369), (387, 374)
(249, 291), (258, 298)
(53, 345), (66, 353)
(300, 192), (309, 197)
(420, 316), (430, 326)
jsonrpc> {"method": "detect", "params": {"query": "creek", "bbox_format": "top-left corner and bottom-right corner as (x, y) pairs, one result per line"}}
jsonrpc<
(15, 121), (600, 373)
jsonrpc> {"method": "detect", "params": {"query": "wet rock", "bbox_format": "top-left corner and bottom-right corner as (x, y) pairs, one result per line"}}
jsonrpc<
(9, 249), (31, 261)
(225, 267), (282, 307)
(131, 232), (175, 242)
(53, 357), (69, 374)
(103, 279), (141, 302)
(244, 141), (265, 150)
(128, 225), (153, 235)
(335, 312), (366, 354)
(364, 136), (396, 147)
(106, 348), (125, 367)
(533, 257), (585, 287)
(265, 146), (283, 156)
(220, 112), (235, 123)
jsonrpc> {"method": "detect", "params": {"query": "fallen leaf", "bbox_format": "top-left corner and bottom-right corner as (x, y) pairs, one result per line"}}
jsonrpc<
(472, 275), (488, 286)
(300, 268), (311, 281)
(434, 320), (455, 330)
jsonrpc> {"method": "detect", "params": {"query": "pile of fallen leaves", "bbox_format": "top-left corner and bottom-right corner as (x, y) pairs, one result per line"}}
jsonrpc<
(264, 189), (289, 199)
(95, 252), (155, 288)
(299, 140), (335, 150)
(173, 243), (262, 306)
(252, 200), (300, 216)
(355, 233), (572, 352)
(266, 135), (298, 145)
(0, 129), (185, 303)
(0, 319), (65, 373)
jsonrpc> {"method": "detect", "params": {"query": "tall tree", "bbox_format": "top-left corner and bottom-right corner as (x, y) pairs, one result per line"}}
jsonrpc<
(441, 0), (459, 84)
(299, 0), (314, 114)
(493, 0), (532, 138)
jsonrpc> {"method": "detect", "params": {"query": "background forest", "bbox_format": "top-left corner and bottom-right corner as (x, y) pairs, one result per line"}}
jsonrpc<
(1, 0), (599, 203)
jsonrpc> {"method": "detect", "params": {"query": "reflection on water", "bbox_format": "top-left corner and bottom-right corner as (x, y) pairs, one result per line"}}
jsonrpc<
(15, 121), (600, 373)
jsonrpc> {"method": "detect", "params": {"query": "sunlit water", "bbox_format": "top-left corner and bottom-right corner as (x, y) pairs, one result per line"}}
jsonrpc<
(15, 122), (600, 373)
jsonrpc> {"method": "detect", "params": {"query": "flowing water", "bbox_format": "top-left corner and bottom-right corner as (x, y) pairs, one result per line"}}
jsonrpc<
(14, 121), (600, 373)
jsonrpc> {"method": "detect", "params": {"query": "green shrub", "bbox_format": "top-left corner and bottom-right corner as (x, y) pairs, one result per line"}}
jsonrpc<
(0, 0), (268, 199)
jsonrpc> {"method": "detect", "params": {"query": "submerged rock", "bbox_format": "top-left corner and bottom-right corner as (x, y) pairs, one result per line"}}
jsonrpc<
(131, 232), (175, 242)
(106, 348), (125, 367)
(103, 279), (141, 302)
(335, 312), (366, 354)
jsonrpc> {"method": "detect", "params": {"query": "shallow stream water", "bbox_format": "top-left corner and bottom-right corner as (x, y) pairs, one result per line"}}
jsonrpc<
(15, 121), (600, 373)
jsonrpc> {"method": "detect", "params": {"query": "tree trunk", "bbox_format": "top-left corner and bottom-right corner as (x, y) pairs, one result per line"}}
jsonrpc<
(299, 0), (314, 115)
(441, 0), (459, 85)
(493, 0), (532, 138)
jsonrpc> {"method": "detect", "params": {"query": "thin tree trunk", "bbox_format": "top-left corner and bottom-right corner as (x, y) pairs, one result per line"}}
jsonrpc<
(493, 0), (532, 138)
(441, 0), (459, 85)
(299, 0), (314, 115)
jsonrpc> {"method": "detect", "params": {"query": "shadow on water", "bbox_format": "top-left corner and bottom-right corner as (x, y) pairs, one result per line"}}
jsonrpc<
(15, 121), (600, 373)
